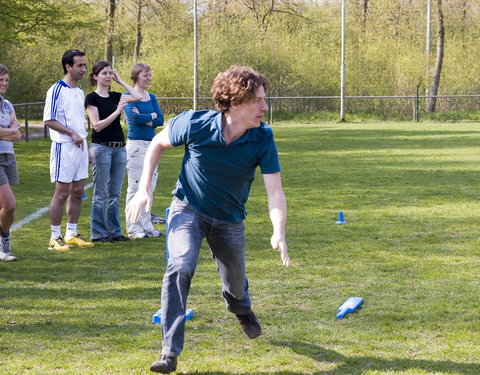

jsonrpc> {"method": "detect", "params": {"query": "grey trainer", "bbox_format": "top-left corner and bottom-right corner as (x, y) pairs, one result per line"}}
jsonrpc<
(150, 355), (177, 373)
(0, 238), (16, 261)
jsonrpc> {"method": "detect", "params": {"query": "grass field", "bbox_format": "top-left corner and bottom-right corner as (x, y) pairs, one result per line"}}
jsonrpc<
(1, 122), (480, 374)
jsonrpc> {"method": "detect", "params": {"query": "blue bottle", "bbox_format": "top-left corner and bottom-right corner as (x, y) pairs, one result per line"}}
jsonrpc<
(336, 297), (364, 319)
(152, 308), (194, 324)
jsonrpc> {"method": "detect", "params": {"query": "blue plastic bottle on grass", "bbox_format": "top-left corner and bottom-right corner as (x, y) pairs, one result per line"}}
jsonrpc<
(152, 308), (194, 324)
(336, 297), (364, 319)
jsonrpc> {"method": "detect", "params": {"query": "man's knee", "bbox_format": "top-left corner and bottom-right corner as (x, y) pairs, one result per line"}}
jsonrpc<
(223, 288), (245, 302)
(93, 187), (109, 200)
(1, 200), (16, 215)
(167, 261), (196, 281)
(221, 273), (248, 300)
(53, 185), (70, 203)
(224, 281), (247, 300)
(70, 182), (85, 199)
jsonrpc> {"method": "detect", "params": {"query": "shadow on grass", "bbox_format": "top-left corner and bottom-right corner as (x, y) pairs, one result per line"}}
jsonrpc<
(269, 340), (479, 375)
(177, 372), (306, 375)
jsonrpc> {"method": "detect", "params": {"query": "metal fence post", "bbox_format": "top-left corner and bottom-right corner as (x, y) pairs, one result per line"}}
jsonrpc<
(24, 104), (29, 142)
(268, 95), (272, 124)
(416, 84), (420, 122)
(413, 88), (417, 122)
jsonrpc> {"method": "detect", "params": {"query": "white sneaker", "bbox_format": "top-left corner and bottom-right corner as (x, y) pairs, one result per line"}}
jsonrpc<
(0, 250), (16, 262)
(128, 232), (148, 239)
(2, 237), (12, 254)
(150, 213), (166, 224)
(145, 229), (162, 238)
(0, 237), (16, 261)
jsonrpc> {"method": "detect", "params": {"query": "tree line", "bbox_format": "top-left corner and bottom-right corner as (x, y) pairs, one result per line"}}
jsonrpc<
(1, 0), (479, 116)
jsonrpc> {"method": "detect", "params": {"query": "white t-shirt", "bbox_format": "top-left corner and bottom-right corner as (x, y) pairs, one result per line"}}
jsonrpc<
(43, 80), (87, 143)
(0, 97), (15, 154)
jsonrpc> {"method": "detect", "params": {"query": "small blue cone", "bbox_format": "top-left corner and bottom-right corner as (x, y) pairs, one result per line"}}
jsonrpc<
(152, 308), (194, 324)
(335, 211), (347, 224)
(81, 192), (87, 200)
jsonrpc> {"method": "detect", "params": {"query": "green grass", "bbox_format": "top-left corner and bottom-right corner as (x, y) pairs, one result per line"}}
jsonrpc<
(270, 109), (480, 123)
(2, 122), (480, 374)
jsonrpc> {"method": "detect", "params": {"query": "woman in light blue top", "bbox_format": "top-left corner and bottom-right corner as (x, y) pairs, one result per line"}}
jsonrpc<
(0, 64), (21, 261)
(124, 63), (164, 238)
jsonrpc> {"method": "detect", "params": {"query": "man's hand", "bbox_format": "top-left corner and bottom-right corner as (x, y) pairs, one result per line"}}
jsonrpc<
(271, 233), (291, 267)
(70, 130), (84, 150)
(125, 189), (152, 224)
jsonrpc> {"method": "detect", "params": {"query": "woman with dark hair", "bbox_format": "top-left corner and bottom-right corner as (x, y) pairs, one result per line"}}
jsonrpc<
(123, 63), (164, 238)
(85, 61), (141, 242)
(0, 64), (21, 261)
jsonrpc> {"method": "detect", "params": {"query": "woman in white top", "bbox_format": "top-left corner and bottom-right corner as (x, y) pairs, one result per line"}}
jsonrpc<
(0, 64), (21, 261)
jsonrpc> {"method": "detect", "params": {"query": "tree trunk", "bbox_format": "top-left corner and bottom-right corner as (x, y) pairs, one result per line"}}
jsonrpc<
(461, 0), (467, 37)
(426, 0), (445, 113)
(104, 0), (116, 63)
(134, 0), (143, 62)
(362, 0), (368, 32)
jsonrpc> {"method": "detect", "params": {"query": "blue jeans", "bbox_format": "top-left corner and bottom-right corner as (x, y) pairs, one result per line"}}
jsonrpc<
(161, 198), (251, 357)
(90, 143), (127, 239)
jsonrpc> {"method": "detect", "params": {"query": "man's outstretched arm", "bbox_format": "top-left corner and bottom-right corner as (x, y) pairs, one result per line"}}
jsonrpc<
(263, 172), (291, 267)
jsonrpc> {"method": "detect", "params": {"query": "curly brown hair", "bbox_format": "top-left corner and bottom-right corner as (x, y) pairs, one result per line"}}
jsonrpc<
(211, 66), (268, 113)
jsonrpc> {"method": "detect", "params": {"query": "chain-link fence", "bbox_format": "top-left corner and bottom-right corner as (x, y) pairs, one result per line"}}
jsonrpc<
(13, 94), (480, 141)
(265, 94), (480, 122)
(148, 94), (480, 122)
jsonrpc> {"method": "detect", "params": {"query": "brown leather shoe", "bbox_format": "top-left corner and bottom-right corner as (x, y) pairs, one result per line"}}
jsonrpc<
(236, 310), (262, 339)
(150, 355), (177, 373)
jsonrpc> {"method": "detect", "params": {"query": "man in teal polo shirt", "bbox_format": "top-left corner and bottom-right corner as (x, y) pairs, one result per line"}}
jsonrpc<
(126, 66), (290, 374)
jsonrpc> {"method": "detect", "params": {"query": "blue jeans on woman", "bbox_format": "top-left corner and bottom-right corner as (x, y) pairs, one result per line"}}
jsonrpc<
(90, 143), (127, 240)
(160, 197), (252, 357)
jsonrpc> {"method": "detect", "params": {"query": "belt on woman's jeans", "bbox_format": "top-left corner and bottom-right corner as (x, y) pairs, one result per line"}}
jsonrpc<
(96, 141), (125, 148)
